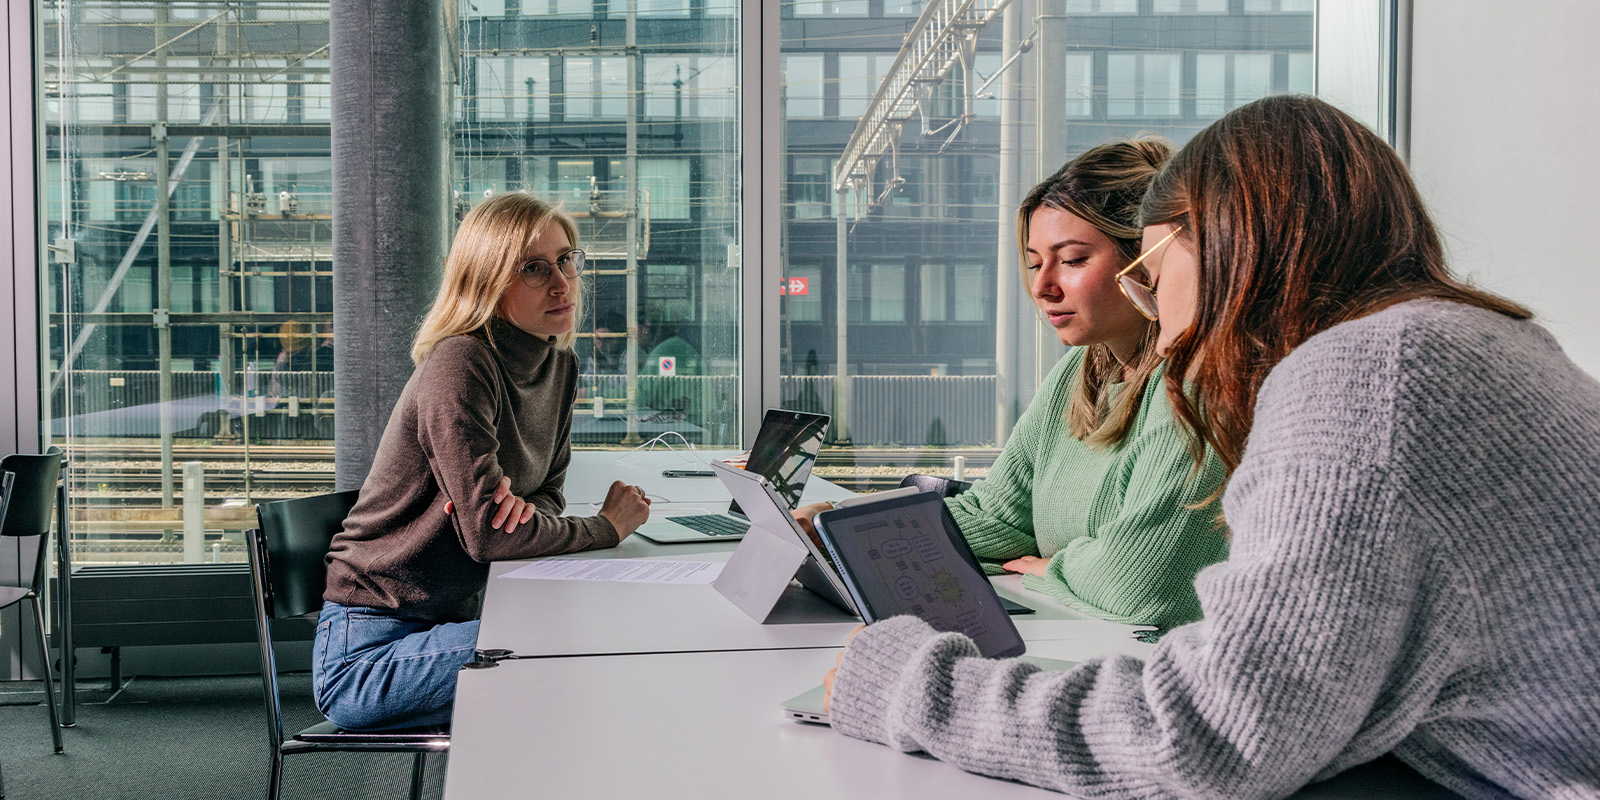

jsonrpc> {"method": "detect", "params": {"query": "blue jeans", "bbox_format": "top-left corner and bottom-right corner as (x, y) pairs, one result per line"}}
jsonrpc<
(312, 601), (479, 731)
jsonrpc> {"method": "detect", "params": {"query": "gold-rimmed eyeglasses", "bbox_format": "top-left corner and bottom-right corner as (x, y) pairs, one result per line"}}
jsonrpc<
(1115, 225), (1183, 322)
(518, 248), (586, 289)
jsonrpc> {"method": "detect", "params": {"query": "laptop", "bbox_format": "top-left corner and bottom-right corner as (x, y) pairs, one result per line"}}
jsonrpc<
(633, 409), (830, 544)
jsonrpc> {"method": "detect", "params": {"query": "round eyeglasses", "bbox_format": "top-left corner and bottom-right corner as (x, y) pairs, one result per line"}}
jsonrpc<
(518, 248), (586, 289)
(1115, 226), (1183, 322)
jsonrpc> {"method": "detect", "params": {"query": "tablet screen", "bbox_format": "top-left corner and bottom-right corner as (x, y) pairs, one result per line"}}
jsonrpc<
(815, 493), (1025, 659)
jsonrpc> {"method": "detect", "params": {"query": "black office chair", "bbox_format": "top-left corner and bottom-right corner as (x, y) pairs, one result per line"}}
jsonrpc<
(0, 447), (67, 757)
(899, 473), (973, 498)
(1, 472), (13, 800)
(248, 490), (449, 800)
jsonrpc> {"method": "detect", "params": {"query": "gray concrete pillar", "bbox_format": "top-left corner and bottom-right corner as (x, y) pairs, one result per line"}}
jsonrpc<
(331, 0), (447, 489)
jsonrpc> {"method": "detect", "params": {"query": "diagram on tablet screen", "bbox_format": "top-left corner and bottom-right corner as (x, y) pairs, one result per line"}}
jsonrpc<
(864, 520), (987, 639)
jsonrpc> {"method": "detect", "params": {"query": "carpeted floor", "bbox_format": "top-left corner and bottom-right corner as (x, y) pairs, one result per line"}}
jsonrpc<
(0, 674), (444, 800)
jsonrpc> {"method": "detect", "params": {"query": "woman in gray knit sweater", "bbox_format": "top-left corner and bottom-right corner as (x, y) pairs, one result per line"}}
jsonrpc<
(824, 95), (1600, 798)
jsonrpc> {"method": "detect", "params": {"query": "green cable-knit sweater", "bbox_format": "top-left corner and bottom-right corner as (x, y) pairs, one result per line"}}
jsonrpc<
(947, 348), (1228, 628)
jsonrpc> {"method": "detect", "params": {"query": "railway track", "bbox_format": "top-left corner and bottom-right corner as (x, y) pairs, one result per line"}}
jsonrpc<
(59, 442), (1002, 503)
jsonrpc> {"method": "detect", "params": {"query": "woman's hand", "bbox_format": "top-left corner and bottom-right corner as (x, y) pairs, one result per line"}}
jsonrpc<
(599, 480), (651, 539)
(790, 501), (833, 536)
(444, 476), (537, 533)
(1002, 555), (1049, 577)
(822, 624), (867, 713)
(490, 476), (535, 533)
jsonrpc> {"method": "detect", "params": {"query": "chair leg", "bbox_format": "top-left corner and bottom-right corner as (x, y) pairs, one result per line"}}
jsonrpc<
(409, 752), (427, 800)
(28, 595), (64, 754)
(266, 748), (284, 800)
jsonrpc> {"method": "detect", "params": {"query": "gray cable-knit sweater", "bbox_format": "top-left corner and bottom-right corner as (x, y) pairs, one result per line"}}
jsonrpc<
(830, 300), (1600, 799)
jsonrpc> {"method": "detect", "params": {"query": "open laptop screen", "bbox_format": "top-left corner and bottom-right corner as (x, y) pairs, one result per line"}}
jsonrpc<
(727, 409), (830, 518)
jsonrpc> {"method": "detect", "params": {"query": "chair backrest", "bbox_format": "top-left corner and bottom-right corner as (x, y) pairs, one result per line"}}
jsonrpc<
(0, 447), (64, 593)
(247, 489), (358, 748)
(0, 471), (16, 546)
(0, 448), (61, 539)
(899, 473), (973, 498)
(246, 526), (288, 748)
(254, 489), (360, 620)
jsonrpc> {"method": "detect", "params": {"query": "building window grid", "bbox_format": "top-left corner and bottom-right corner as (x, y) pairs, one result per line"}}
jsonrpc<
(1105, 51), (1182, 118)
(33, 3), (1328, 567)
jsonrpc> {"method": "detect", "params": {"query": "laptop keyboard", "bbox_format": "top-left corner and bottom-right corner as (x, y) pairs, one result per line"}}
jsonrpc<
(666, 515), (751, 537)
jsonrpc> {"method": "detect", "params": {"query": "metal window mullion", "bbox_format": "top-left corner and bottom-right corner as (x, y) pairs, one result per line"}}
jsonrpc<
(740, 0), (780, 446)
(1387, 0), (1412, 161)
(3, 0), (45, 683)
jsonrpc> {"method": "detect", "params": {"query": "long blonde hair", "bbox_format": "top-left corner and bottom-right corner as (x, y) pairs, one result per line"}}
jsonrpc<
(1016, 136), (1173, 448)
(411, 192), (584, 364)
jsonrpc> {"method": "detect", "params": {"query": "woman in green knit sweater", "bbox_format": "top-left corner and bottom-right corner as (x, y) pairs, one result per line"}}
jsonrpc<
(802, 138), (1228, 630)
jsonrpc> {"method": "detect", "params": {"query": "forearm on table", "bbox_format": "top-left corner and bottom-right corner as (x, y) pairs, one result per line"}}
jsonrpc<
(1023, 523), (1221, 628)
(829, 613), (1381, 799)
(454, 503), (618, 562)
(833, 470), (1433, 797)
(436, 455), (615, 561)
(529, 480), (566, 517)
(947, 492), (1039, 561)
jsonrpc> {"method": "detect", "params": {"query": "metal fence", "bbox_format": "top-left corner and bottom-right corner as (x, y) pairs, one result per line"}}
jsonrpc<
(51, 370), (336, 440)
(780, 375), (997, 446)
(51, 370), (1000, 447)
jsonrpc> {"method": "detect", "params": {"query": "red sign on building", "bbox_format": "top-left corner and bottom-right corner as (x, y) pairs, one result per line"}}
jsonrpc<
(779, 277), (810, 296)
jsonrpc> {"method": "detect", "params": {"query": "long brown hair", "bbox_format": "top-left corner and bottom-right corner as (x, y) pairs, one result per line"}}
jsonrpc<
(412, 192), (584, 364)
(1140, 95), (1529, 473)
(1017, 135), (1173, 447)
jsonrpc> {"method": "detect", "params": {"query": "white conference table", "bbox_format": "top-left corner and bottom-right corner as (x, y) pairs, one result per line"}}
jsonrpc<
(477, 450), (1123, 657)
(451, 450), (1162, 799)
(560, 447), (761, 507)
(444, 646), (1458, 800)
(444, 644), (1140, 800)
(453, 451), (1453, 799)
(479, 550), (1135, 658)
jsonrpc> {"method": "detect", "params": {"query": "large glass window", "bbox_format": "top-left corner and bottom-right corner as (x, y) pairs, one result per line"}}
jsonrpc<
(1154, 0), (1228, 12)
(1066, 0), (1138, 14)
(1196, 52), (1276, 116)
(792, 0), (869, 18)
(563, 57), (629, 121)
(644, 56), (737, 120)
(475, 57), (551, 122)
(41, 1), (339, 566)
(837, 54), (897, 119)
(1064, 53), (1095, 118)
(31, 0), (1360, 561)
(783, 55), (825, 118)
(847, 264), (907, 323)
(779, 0), (1317, 488)
(459, 0), (742, 451)
(1107, 52), (1182, 118)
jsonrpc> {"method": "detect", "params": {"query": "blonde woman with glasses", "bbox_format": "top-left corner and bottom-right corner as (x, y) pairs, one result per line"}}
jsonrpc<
(797, 138), (1229, 632)
(316, 193), (651, 731)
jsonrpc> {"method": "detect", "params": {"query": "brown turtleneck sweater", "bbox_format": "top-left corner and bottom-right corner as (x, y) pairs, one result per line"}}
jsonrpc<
(324, 317), (618, 622)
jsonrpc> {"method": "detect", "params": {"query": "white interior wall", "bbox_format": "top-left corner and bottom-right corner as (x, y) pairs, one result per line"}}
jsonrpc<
(1409, 0), (1600, 379)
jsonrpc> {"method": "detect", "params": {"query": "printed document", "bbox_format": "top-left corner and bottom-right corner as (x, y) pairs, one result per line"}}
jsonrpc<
(500, 558), (724, 585)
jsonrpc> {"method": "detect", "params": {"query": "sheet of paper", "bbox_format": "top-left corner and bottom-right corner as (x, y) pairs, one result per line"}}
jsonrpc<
(500, 558), (724, 585)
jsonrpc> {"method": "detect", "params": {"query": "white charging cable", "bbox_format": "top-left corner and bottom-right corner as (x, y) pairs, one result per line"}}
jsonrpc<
(613, 430), (703, 465)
